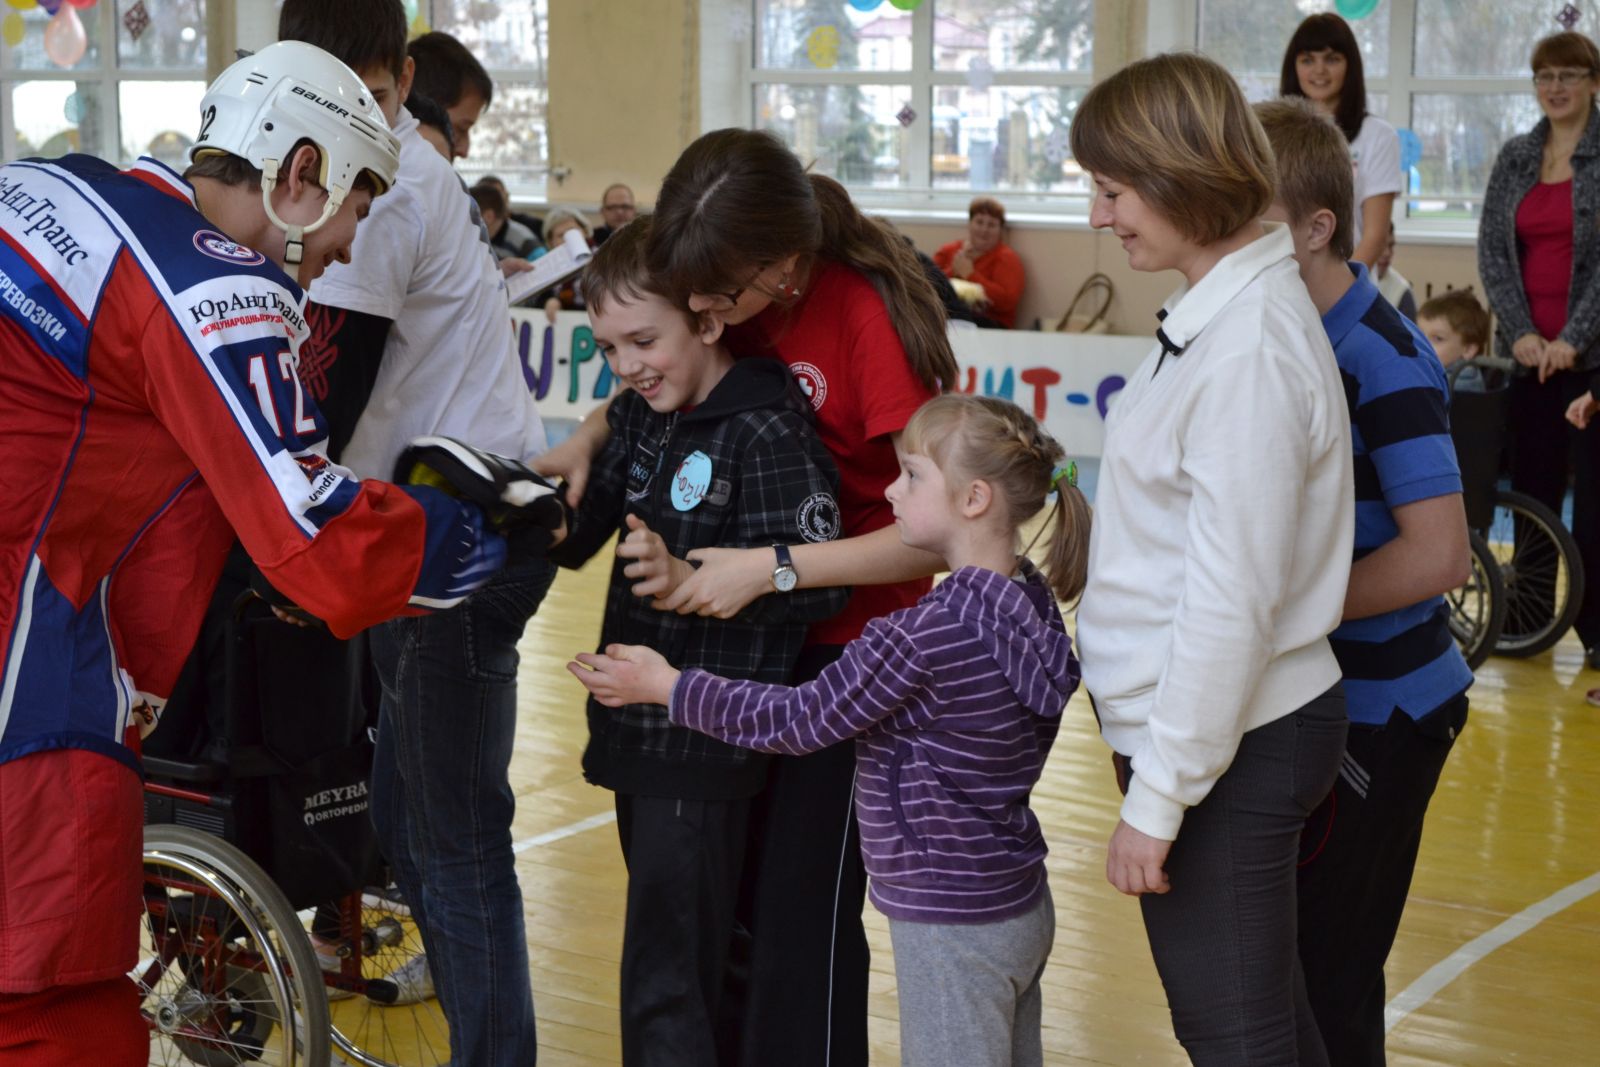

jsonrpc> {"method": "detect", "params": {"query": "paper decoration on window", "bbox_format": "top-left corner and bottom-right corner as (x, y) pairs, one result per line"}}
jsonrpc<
(1, 13), (22, 47)
(1558, 4), (1582, 30)
(896, 103), (917, 127)
(1044, 124), (1071, 165)
(63, 89), (84, 123)
(1334, 0), (1380, 18)
(728, 5), (753, 42)
(1237, 74), (1274, 103)
(123, 0), (149, 41)
(806, 24), (841, 69)
(847, 0), (884, 11)
(1397, 127), (1422, 172)
(967, 55), (994, 92)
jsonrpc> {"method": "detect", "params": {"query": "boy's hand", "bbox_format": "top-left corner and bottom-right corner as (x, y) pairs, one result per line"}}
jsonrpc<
(567, 644), (680, 707)
(617, 514), (697, 601)
(1567, 393), (1600, 429)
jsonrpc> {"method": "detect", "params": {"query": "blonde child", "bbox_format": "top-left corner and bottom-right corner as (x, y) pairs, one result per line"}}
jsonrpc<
(570, 394), (1088, 1067)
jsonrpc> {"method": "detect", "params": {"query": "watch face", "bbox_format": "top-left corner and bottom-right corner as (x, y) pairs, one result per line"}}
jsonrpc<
(773, 566), (798, 593)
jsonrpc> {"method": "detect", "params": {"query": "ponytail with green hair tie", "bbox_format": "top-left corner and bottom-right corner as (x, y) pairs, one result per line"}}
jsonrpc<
(1051, 461), (1078, 492)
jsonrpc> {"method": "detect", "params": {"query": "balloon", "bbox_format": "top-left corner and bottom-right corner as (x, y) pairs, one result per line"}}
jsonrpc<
(847, 0), (884, 10)
(1, 12), (22, 46)
(4, 0), (36, 12)
(64, 0), (96, 8)
(888, 0), (924, 9)
(39, 0), (62, 15)
(43, 4), (86, 68)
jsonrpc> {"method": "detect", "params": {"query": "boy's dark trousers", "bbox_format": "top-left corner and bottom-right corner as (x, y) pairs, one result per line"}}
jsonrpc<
(615, 793), (749, 1067)
(715, 644), (871, 1067)
(1296, 695), (1469, 1066)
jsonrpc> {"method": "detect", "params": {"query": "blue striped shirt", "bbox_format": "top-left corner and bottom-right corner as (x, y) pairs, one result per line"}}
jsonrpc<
(1324, 265), (1473, 725)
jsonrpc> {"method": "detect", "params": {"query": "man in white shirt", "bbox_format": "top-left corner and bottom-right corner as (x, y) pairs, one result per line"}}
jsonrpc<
(280, 5), (550, 1065)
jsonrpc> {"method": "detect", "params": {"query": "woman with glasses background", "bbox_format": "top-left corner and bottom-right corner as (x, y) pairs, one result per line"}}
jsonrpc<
(1479, 31), (1600, 671)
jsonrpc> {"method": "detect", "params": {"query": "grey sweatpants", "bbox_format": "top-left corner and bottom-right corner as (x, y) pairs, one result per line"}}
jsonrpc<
(887, 884), (1055, 1067)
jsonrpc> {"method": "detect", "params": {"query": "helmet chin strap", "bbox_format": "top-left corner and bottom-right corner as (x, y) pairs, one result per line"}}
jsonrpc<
(259, 157), (346, 268)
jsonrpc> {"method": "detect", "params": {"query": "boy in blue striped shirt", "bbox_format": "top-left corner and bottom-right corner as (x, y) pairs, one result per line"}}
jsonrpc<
(1257, 98), (1475, 1067)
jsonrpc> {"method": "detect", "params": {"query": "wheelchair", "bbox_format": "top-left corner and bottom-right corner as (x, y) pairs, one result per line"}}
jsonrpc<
(1447, 358), (1586, 665)
(137, 572), (451, 1067)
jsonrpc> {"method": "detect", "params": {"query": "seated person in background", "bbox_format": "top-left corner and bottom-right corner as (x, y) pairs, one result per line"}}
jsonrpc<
(471, 180), (540, 259)
(933, 196), (1026, 328)
(1419, 288), (1494, 391)
(407, 92), (455, 160)
(1375, 222), (1418, 320)
(479, 173), (545, 247)
(539, 207), (595, 321)
(594, 182), (637, 243)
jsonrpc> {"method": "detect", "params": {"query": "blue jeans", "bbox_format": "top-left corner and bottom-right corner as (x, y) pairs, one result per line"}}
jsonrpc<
(369, 556), (556, 1067)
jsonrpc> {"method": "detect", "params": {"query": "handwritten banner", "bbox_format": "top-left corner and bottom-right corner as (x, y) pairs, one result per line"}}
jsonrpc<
(510, 311), (1153, 459)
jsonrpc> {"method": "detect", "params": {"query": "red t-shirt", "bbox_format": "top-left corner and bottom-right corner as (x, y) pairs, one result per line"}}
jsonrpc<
(932, 240), (1026, 328)
(730, 260), (936, 645)
(1516, 178), (1574, 342)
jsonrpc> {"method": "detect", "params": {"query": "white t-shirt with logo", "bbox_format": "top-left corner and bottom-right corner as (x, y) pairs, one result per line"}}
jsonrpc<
(1349, 114), (1403, 249)
(311, 107), (546, 480)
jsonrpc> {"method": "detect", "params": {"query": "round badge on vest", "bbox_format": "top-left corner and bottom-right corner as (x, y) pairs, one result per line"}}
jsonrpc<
(672, 451), (713, 511)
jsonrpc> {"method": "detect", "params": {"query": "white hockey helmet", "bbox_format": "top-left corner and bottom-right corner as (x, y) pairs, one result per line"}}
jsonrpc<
(190, 41), (401, 266)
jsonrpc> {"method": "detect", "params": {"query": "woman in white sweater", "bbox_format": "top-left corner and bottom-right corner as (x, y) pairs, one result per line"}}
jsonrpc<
(1070, 52), (1354, 1066)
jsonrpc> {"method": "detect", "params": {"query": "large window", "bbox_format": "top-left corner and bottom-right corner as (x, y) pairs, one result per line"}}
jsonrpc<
(1199, 0), (1548, 223)
(427, 0), (548, 195)
(1, 0), (548, 194)
(748, 0), (1094, 208)
(2, 1), (208, 168)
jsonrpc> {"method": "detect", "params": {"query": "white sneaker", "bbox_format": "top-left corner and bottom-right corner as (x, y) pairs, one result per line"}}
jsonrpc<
(360, 884), (413, 919)
(375, 952), (436, 1006)
(312, 936), (357, 1002)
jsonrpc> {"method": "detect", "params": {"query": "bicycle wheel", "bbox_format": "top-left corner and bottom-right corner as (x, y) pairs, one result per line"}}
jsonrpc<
(1448, 529), (1505, 671)
(325, 887), (451, 1067)
(1485, 489), (1586, 657)
(139, 824), (331, 1066)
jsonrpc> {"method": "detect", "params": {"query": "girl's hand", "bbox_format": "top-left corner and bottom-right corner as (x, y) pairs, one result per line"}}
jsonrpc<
(654, 545), (774, 618)
(1106, 819), (1172, 896)
(544, 296), (562, 327)
(1541, 339), (1579, 382)
(567, 644), (680, 707)
(1567, 393), (1600, 429)
(617, 514), (697, 600)
(1512, 332), (1547, 369)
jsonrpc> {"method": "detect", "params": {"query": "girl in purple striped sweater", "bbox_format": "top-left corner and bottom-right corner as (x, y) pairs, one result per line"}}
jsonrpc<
(570, 394), (1089, 1067)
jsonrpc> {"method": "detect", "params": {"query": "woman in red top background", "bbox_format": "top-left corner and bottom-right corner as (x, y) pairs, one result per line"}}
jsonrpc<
(1479, 31), (1600, 667)
(933, 196), (1027, 328)
(538, 128), (956, 1067)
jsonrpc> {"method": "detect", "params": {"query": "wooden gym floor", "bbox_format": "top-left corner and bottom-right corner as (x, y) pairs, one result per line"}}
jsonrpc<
(496, 542), (1600, 1066)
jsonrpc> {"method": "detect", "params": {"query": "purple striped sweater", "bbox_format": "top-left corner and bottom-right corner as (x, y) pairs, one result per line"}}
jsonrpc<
(669, 561), (1079, 923)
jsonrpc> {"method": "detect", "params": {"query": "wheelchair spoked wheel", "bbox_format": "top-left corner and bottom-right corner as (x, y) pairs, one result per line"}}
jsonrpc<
(1448, 529), (1505, 671)
(139, 825), (330, 1067)
(1485, 489), (1586, 658)
(324, 888), (452, 1067)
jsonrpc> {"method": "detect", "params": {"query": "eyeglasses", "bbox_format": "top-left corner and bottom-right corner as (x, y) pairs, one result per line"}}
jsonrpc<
(1533, 68), (1593, 88)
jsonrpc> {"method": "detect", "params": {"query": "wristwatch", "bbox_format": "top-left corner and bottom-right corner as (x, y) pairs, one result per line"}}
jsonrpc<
(771, 545), (798, 593)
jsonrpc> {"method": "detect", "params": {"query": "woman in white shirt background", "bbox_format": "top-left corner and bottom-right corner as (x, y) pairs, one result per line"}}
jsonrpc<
(1071, 51), (1354, 1066)
(1280, 12), (1403, 268)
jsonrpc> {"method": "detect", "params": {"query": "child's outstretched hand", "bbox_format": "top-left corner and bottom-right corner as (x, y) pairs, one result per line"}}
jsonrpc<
(616, 514), (697, 603)
(568, 644), (681, 707)
(1568, 393), (1600, 430)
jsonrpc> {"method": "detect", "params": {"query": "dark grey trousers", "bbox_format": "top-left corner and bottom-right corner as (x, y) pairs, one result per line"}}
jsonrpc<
(1138, 684), (1347, 1066)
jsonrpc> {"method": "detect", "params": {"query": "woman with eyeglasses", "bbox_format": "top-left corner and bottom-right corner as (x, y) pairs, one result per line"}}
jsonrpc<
(1279, 12), (1402, 268)
(1479, 31), (1600, 670)
(536, 127), (955, 1067)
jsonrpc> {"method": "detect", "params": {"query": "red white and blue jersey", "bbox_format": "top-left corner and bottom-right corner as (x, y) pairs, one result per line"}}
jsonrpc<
(0, 154), (504, 775)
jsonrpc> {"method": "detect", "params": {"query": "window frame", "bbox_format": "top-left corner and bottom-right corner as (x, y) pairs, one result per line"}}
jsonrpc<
(741, 0), (1095, 216)
(0, 1), (213, 167)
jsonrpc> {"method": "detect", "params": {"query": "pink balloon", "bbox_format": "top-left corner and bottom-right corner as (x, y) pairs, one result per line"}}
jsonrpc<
(43, 4), (86, 68)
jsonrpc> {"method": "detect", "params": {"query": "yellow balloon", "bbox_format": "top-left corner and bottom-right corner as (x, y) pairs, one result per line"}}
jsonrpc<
(1, 12), (23, 46)
(3, 0), (34, 11)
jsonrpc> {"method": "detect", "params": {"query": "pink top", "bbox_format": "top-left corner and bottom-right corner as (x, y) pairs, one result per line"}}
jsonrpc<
(1517, 178), (1575, 341)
